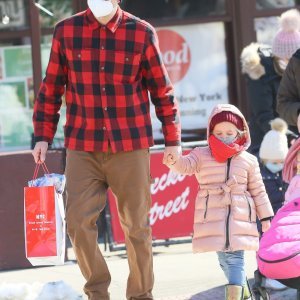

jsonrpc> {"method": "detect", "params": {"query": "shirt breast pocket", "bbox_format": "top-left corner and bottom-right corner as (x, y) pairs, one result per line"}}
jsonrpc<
(111, 51), (142, 84)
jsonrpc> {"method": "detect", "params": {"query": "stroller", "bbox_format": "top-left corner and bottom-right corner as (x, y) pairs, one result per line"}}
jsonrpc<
(255, 139), (300, 300)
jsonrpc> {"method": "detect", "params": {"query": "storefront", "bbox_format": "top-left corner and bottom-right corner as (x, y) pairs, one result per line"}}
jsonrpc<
(0, 0), (300, 152)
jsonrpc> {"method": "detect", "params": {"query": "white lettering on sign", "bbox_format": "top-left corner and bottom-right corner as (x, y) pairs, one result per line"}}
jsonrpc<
(151, 170), (186, 195)
(163, 43), (189, 66)
(149, 187), (190, 226)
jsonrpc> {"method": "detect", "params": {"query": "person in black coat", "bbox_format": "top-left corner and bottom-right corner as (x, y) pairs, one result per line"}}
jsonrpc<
(240, 9), (300, 154)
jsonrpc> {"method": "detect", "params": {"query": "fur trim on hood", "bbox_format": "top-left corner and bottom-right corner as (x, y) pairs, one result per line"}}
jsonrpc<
(207, 103), (251, 150)
(240, 43), (267, 80)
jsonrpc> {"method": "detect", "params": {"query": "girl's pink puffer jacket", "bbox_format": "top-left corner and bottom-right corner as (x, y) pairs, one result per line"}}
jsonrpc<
(170, 104), (274, 253)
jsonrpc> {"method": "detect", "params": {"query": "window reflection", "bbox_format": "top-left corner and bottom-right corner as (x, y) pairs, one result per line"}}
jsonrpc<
(255, 16), (280, 45)
(122, 0), (225, 20)
(0, 0), (28, 30)
(39, 0), (73, 28)
(256, 0), (300, 10)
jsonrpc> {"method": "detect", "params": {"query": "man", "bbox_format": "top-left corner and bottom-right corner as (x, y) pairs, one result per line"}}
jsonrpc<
(277, 48), (300, 134)
(32, 1), (181, 299)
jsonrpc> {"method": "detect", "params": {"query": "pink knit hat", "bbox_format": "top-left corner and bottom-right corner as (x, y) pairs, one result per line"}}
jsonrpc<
(272, 9), (300, 59)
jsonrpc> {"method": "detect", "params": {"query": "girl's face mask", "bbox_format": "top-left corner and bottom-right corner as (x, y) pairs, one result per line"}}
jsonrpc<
(216, 135), (237, 145)
(87, 0), (114, 17)
(265, 162), (284, 174)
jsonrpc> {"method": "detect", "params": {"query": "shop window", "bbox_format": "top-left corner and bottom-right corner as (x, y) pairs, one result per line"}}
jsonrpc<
(0, 36), (65, 152)
(122, 0), (225, 20)
(256, 0), (300, 10)
(38, 0), (73, 28)
(149, 22), (228, 141)
(0, 0), (28, 30)
(255, 16), (279, 45)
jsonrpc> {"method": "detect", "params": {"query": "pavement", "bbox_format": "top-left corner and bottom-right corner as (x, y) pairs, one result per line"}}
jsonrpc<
(0, 242), (298, 300)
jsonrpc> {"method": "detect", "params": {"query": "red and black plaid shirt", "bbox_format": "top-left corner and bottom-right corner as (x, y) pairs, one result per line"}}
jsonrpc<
(33, 7), (181, 153)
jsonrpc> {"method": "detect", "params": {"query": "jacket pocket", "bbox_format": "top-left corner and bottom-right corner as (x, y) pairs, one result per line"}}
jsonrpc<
(203, 194), (209, 221)
(109, 51), (141, 84)
(231, 195), (257, 223)
(246, 195), (257, 223)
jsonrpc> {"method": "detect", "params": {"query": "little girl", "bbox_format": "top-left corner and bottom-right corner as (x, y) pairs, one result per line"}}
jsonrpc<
(165, 104), (274, 300)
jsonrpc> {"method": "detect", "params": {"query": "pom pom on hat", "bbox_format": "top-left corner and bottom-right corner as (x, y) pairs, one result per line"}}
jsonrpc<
(259, 118), (289, 161)
(280, 9), (300, 32)
(272, 9), (300, 59)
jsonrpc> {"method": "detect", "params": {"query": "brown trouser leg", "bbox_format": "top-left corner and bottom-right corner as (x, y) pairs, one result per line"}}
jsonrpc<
(65, 149), (154, 300)
(65, 150), (111, 300)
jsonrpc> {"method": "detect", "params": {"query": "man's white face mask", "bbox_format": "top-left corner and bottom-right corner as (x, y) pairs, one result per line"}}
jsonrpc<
(87, 0), (114, 18)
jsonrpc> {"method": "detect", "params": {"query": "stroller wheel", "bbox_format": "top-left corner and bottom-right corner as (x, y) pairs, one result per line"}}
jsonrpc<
(253, 289), (270, 300)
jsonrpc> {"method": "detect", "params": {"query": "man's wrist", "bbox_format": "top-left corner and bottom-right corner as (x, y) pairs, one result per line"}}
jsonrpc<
(165, 141), (181, 147)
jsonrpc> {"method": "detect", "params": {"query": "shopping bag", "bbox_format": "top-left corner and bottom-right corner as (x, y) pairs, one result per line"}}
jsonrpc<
(24, 163), (66, 266)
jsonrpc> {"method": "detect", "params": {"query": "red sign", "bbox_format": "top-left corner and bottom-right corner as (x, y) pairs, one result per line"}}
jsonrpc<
(107, 151), (198, 243)
(156, 29), (191, 84)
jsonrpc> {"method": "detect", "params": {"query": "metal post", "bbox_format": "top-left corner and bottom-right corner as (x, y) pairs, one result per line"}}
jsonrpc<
(29, 0), (42, 98)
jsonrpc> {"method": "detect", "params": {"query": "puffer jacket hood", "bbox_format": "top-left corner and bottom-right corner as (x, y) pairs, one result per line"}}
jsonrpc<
(241, 43), (267, 80)
(207, 103), (251, 151)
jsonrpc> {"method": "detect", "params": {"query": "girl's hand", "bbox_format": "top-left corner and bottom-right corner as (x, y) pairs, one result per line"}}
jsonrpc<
(262, 220), (271, 233)
(166, 154), (176, 166)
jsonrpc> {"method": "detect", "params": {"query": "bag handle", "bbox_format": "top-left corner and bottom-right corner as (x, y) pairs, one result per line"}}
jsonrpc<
(32, 163), (50, 181)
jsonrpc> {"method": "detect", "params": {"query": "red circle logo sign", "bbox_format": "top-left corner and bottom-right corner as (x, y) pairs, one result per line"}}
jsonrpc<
(156, 29), (191, 84)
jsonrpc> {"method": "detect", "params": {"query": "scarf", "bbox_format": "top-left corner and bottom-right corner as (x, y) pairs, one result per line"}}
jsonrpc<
(208, 135), (245, 163)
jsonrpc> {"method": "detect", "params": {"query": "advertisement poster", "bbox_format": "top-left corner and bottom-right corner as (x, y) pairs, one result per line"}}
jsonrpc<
(151, 23), (229, 141)
(0, 44), (59, 152)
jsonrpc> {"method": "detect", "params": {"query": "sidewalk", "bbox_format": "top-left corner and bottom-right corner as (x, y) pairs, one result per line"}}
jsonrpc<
(0, 243), (298, 300)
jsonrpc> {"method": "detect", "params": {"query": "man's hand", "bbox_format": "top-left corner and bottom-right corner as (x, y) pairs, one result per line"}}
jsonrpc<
(261, 220), (271, 233)
(32, 141), (48, 163)
(297, 113), (300, 133)
(163, 146), (182, 165)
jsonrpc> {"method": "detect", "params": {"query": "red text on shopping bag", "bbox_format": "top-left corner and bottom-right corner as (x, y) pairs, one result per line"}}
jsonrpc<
(24, 186), (57, 257)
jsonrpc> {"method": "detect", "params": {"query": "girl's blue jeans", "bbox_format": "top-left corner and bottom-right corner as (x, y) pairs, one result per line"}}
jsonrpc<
(217, 250), (245, 286)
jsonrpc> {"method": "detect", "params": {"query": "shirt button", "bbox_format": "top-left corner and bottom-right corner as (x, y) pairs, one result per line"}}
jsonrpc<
(103, 126), (106, 130)
(125, 57), (129, 62)
(102, 87), (106, 92)
(100, 66), (105, 71)
(104, 107), (107, 111)
(101, 46), (104, 50)
(279, 187), (283, 191)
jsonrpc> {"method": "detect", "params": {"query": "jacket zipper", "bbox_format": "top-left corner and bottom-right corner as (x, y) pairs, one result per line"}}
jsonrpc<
(225, 157), (232, 250)
(246, 197), (252, 222)
(258, 251), (300, 263)
(204, 194), (209, 220)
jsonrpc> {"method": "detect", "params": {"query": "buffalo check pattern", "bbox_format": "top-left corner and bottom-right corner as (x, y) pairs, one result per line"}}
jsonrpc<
(33, 7), (181, 152)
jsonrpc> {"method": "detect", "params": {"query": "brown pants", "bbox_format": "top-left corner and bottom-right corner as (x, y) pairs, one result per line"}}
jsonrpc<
(65, 149), (154, 300)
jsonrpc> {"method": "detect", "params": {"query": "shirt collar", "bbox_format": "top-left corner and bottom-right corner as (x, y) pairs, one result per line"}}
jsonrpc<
(86, 6), (123, 33)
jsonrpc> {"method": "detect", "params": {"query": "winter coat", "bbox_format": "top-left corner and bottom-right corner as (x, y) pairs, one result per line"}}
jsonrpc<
(258, 196), (300, 280)
(170, 104), (274, 253)
(241, 44), (281, 154)
(277, 49), (300, 126)
(259, 163), (287, 214)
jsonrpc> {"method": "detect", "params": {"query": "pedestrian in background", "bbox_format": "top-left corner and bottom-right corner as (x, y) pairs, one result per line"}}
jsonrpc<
(241, 9), (300, 154)
(257, 117), (289, 290)
(165, 103), (273, 300)
(32, 0), (182, 299)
